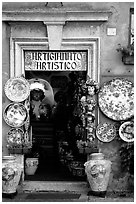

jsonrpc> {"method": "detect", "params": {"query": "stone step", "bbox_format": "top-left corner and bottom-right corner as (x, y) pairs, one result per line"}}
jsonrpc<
(22, 181), (88, 193)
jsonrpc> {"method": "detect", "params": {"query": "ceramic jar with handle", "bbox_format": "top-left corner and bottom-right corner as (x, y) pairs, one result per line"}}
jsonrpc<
(84, 153), (111, 197)
(2, 156), (22, 195)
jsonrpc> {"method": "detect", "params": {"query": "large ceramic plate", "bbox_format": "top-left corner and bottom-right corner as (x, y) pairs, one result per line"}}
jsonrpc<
(4, 77), (30, 102)
(3, 103), (28, 127)
(96, 123), (116, 142)
(119, 121), (134, 142)
(7, 128), (24, 146)
(29, 78), (54, 106)
(98, 78), (134, 121)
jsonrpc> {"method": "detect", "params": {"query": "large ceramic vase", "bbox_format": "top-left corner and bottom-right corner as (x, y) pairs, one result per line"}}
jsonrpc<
(84, 153), (111, 197)
(25, 158), (38, 175)
(2, 156), (22, 195)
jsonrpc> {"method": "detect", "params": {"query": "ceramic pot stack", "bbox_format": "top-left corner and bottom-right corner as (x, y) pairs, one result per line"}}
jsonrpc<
(84, 153), (111, 197)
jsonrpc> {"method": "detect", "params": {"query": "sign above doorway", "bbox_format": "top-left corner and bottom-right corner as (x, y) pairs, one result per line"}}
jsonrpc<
(24, 51), (87, 71)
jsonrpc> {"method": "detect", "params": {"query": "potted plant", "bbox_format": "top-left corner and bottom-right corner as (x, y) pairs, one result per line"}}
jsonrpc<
(25, 144), (39, 175)
(116, 43), (134, 65)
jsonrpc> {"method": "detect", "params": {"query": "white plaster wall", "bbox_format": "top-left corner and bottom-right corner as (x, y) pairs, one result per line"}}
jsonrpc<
(10, 22), (47, 38)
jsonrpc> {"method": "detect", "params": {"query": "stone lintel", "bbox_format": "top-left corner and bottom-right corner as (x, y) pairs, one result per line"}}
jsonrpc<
(2, 10), (112, 22)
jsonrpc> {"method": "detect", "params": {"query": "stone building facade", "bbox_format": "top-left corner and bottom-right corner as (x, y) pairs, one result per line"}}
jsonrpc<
(2, 2), (134, 192)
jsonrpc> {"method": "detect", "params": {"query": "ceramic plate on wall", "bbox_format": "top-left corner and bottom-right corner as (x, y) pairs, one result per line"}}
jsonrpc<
(96, 123), (116, 142)
(98, 78), (134, 121)
(7, 128), (24, 146)
(119, 121), (134, 142)
(4, 77), (30, 102)
(3, 103), (28, 128)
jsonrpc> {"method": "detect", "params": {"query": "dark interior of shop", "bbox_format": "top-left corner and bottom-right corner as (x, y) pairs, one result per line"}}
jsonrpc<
(24, 71), (88, 181)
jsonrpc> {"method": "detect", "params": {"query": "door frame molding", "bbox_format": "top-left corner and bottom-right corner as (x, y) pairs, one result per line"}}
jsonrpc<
(10, 37), (100, 83)
(10, 36), (100, 125)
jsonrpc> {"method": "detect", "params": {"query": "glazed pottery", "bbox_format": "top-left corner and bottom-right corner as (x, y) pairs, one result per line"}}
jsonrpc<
(96, 123), (116, 142)
(2, 156), (22, 194)
(4, 76), (30, 102)
(3, 103), (28, 128)
(25, 158), (39, 175)
(119, 121), (134, 142)
(98, 78), (134, 121)
(84, 153), (111, 197)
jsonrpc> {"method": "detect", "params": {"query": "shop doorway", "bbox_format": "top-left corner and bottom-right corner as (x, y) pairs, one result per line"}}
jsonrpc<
(24, 70), (87, 181)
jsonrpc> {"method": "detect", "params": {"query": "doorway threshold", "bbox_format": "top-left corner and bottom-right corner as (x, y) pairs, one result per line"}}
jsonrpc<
(22, 181), (89, 193)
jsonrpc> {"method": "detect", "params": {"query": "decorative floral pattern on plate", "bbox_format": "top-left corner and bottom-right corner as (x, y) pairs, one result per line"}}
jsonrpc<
(7, 128), (24, 146)
(98, 78), (134, 121)
(3, 103), (28, 127)
(119, 121), (134, 142)
(96, 123), (116, 142)
(4, 77), (30, 102)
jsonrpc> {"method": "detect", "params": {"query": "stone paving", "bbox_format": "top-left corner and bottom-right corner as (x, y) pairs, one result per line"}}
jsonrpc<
(2, 190), (134, 202)
(2, 182), (134, 202)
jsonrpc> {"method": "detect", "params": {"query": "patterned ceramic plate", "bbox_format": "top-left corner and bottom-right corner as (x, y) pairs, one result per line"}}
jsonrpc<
(96, 123), (116, 142)
(3, 103), (28, 127)
(7, 128), (24, 145)
(119, 121), (134, 142)
(98, 78), (134, 121)
(4, 77), (30, 102)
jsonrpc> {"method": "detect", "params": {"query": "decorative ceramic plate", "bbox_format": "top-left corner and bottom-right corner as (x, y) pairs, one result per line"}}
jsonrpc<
(98, 78), (134, 121)
(3, 103), (28, 127)
(119, 121), (134, 142)
(4, 77), (30, 102)
(29, 78), (54, 106)
(96, 123), (116, 142)
(7, 128), (24, 146)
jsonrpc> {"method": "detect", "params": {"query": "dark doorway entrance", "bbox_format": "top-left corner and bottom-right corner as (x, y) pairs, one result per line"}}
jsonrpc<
(25, 71), (87, 181)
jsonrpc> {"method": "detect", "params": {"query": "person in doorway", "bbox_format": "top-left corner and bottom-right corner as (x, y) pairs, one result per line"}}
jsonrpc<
(30, 89), (51, 120)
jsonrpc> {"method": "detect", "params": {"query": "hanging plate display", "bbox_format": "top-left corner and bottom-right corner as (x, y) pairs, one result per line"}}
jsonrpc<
(29, 78), (54, 106)
(98, 78), (134, 121)
(4, 77), (30, 102)
(7, 128), (24, 146)
(96, 123), (116, 142)
(119, 121), (134, 142)
(3, 103), (28, 128)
